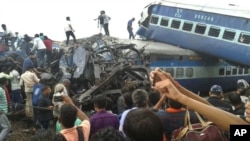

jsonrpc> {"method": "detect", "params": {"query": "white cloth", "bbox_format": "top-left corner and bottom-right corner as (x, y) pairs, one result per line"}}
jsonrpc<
(10, 70), (21, 90)
(102, 14), (110, 24)
(3, 29), (15, 38)
(32, 37), (46, 50)
(20, 71), (40, 92)
(64, 21), (72, 32)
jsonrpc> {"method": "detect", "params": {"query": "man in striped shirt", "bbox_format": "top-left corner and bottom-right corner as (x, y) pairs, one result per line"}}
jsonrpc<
(0, 77), (11, 141)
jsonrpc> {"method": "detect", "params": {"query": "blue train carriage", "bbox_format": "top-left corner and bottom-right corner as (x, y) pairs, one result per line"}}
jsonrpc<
(137, 0), (250, 67)
(130, 39), (250, 94)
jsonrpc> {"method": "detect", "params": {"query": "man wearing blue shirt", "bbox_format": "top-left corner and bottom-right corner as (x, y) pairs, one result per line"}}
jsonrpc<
(22, 52), (36, 73)
(127, 18), (135, 39)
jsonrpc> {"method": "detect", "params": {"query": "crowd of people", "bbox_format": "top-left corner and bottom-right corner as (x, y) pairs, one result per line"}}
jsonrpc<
(0, 65), (250, 141)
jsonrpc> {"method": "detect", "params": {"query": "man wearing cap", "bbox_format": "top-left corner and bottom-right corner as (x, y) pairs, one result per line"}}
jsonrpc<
(207, 85), (233, 113)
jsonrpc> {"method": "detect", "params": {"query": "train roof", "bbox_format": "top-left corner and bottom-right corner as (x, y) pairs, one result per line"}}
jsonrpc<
(152, 0), (250, 19)
(125, 39), (199, 56)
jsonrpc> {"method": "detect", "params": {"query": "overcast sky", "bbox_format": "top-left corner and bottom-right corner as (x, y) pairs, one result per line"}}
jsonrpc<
(0, 0), (154, 41)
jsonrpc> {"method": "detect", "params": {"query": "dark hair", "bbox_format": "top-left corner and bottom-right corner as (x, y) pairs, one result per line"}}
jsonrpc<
(59, 104), (77, 128)
(123, 92), (133, 109)
(123, 109), (164, 141)
(44, 36), (48, 40)
(0, 77), (8, 85)
(42, 85), (50, 93)
(40, 33), (44, 36)
(90, 127), (125, 141)
(66, 17), (70, 20)
(93, 95), (107, 109)
(30, 129), (54, 141)
(53, 134), (67, 141)
(1, 24), (6, 27)
(228, 92), (243, 105)
(148, 90), (161, 106)
(35, 34), (39, 38)
(132, 89), (149, 107)
(168, 99), (183, 109)
(106, 97), (113, 111)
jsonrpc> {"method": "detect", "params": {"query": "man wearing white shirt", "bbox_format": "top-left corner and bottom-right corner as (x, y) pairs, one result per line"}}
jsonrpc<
(64, 17), (76, 45)
(1, 24), (16, 51)
(32, 34), (46, 68)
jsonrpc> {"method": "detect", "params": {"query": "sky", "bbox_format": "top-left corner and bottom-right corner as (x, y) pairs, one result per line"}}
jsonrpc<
(0, 0), (154, 41)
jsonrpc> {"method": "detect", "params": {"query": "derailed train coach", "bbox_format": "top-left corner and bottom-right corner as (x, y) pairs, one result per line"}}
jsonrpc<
(58, 34), (151, 112)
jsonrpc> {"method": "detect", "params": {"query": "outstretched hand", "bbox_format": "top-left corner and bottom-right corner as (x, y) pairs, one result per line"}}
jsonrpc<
(154, 79), (182, 101)
(150, 68), (175, 86)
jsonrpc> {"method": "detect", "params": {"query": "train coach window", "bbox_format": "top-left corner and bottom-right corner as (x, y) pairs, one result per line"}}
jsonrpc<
(219, 68), (225, 75)
(239, 68), (243, 75)
(195, 24), (206, 34)
(150, 16), (159, 24)
(186, 68), (193, 77)
(223, 29), (236, 41)
(232, 68), (237, 75)
(238, 33), (250, 44)
(183, 22), (193, 31)
(165, 68), (174, 76)
(244, 68), (249, 74)
(208, 26), (220, 37)
(171, 20), (181, 29)
(160, 18), (169, 27)
(176, 68), (184, 78)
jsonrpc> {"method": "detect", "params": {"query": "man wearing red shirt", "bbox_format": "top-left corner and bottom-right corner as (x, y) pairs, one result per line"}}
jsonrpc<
(43, 36), (53, 66)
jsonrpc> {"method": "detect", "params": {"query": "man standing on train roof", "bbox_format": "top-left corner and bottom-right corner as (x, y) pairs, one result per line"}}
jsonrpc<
(100, 10), (111, 36)
(64, 16), (76, 46)
(127, 18), (135, 39)
(1, 24), (16, 51)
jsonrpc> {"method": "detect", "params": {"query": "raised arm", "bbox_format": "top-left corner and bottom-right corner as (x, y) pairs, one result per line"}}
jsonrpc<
(153, 72), (248, 132)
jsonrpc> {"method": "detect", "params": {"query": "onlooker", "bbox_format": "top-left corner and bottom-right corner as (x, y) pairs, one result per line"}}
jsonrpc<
(95, 11), (105, 34)
(0, 77), (11, 141)
(39, 33), (44, 41)
(151, 68), (247, 131)
(43, 36), (53, 66)
(37, 85), (54, 129)
(56, 99), (82, 133)
(90, 127), (125, 141)
(22, 52), (36, 73)
(58, 96), (90, 141)
(64, 16), (76, 45)
(236, 79), (249, 103)
(127, 18), (135, 39)
(228, 92), (245, 116)
(32, 34), (46, 68)
(20, 66), (40, 118)
(62, 79), (74, 97)
(207, 85), (233, 113)
(119, 89), (149, 136)
(1, 24), (16, 51)
(100, 11), (111, 36)
(90, 95), (119, 137)
(53, 83), (68, 117)
(123, 109), (165, 141)
(10, 65), (23, 112)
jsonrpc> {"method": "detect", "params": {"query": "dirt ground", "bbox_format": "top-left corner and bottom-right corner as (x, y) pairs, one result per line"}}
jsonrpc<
(6, 112), (56, 141)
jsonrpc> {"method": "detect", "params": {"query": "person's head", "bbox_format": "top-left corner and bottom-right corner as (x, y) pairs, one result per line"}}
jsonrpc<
(93, 95), (107, 111)
(62, 79), (71, 88)
(132, 89), (149, 107)
(237, 79), (249, 95)
(15, 32), (19, 35)
(26, 66), (34, 72)
(132, 17), (135, 21)
(40, 33), (44, 36)
(54, 83), (65, 93)
(34, 34), (39, 38)
(106, 97), (113, 111)
(123, 109), (164, 141)
(123, 92), (133, 109)
(0, 77), (8, 86)
(44, 36), (48, 40)
(100, 10), (105, 15)
(42, 85), (51, 96)
(148, 89), (161, 106)
(167, 99), (183, 109)
(66, 17), (70, 21)
(58, 104), (77, 128)
(209, 85), (223, 98)
(1, 24), (6, 30)
(30, 129), (54, 141)
(90, 127), (125, 141)
(29, 52), (36, 59)
(53, 134), (67, 141)
(229, 92), (243, 106)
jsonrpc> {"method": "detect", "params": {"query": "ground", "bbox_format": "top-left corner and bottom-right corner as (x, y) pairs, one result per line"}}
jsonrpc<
(6, 112), (56, 141)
